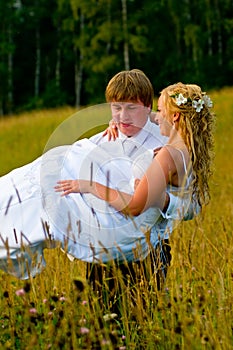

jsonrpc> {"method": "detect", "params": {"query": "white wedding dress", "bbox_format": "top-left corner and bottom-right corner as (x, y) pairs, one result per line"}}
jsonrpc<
(0, 139), (160, 278)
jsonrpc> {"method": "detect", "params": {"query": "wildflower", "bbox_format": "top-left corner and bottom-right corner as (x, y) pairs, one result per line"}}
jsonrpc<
(192, 99), (204, 112)
(175, 93), (187, 106)
(29, 308), (37, 314)
(101, 339), (110, 345)
(79, 317), (87, 325)
(81, 300), (88, 305)
(15, 288), (25, 296)
(80, 327), (90, 334)
(59, 296), (66, 302)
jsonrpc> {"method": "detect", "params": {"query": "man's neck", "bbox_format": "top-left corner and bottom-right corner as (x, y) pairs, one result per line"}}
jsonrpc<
(119, 118), (150, 139)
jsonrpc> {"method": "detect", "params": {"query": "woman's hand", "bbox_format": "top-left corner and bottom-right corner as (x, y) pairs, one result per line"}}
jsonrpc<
(102, 120), (119, 141)
(54, 179), (89, 196)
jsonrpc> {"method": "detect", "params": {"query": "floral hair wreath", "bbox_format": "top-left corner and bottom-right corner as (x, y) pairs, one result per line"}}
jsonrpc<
(171, 93), (213, 112)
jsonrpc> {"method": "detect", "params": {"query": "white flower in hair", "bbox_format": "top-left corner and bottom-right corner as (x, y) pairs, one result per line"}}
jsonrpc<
(171, 90), (213, 112)
(203, 95), (213, 108)
(175, 93), (187, 106)
(192, 99), (204, 112)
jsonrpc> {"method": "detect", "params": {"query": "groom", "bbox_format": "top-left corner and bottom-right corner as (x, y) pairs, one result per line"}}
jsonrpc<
(77, 69), (198, 308)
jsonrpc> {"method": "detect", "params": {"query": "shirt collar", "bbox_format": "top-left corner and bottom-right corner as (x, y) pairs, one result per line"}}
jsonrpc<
(118, 118), (152, 147)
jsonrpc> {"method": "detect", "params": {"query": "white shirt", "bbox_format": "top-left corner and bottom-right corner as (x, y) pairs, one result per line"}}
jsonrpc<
(89, 118), (168, 159)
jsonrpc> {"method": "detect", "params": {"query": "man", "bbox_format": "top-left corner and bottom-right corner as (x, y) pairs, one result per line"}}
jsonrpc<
(82, 69), (197, 309)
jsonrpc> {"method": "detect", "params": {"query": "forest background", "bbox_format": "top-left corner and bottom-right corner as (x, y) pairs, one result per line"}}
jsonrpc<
(0, 0), (233, 116)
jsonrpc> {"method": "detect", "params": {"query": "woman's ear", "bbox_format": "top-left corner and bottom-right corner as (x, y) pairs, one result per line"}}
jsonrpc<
(173, 112), (180, 123)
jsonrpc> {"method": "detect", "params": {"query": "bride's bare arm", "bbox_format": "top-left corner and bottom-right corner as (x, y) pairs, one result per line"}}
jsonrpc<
(55, 178), (133, 214)
(55, 147), (176, 216)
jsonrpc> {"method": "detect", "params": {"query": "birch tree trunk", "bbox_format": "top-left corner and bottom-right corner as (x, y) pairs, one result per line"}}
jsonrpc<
(55, 26), (61, 88)
(214, 0), (223, 66)
(74, 13), (84, 108)
(35, 25), (40, 97)
(121, 0), (129, 70)
(7, 24), (13, 114)
(74, 47), (83, 108)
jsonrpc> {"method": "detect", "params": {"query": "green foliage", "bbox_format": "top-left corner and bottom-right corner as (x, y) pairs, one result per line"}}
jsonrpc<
(0, 0), (233, 114)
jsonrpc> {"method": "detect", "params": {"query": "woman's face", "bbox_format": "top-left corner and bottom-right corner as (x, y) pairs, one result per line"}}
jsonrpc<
(156, 95), (173, 136)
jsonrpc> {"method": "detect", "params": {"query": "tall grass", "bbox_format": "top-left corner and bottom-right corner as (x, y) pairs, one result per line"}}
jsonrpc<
(0, 89), (233, 349)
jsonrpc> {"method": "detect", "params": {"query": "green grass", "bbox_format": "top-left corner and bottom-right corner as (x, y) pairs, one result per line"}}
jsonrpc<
(0, 107), (77, 175)
(0, 89), (233, 349)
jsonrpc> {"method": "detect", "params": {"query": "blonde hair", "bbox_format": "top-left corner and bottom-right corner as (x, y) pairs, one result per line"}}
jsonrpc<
(160, 82), (215, 207)
(105, 69), (154, 107)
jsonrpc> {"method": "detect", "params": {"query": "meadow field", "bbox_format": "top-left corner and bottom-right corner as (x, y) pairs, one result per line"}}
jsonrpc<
(0, 88), (233, 349)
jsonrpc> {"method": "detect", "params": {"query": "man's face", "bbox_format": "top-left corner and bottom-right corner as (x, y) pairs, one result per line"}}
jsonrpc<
(110, 101), (150, 137)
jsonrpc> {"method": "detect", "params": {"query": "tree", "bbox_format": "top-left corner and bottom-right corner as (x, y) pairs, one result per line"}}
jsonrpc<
(121, 0), (129, 70)
(0, 0), (22, 114)
(0, 0), (233, 114)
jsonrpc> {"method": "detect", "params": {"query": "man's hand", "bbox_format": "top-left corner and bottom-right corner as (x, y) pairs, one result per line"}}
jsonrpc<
(162, 192), (170, 214)
(153, 147), (162, 157)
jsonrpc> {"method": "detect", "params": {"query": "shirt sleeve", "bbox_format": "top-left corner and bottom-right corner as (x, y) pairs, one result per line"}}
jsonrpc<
(160, 193), (201, 221)
(89, 131), (108, 145)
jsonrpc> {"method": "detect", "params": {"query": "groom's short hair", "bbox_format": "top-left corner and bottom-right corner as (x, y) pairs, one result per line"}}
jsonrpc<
(105, 69), (154, 108)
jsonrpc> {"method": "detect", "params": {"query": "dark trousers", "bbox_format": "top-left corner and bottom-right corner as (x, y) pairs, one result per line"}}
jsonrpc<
(86, 239), (171, 312)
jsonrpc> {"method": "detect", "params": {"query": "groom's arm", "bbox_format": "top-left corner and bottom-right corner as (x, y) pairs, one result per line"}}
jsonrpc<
(89, 131), (109, 145)
(161, 192), (201, 221)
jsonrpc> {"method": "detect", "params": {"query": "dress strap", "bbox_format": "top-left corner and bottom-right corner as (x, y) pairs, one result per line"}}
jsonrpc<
(164, 144), (188, 174)
(164, 144), (192, 187)
(176, 148), (193, 187)
(176, 148), (187, 174)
